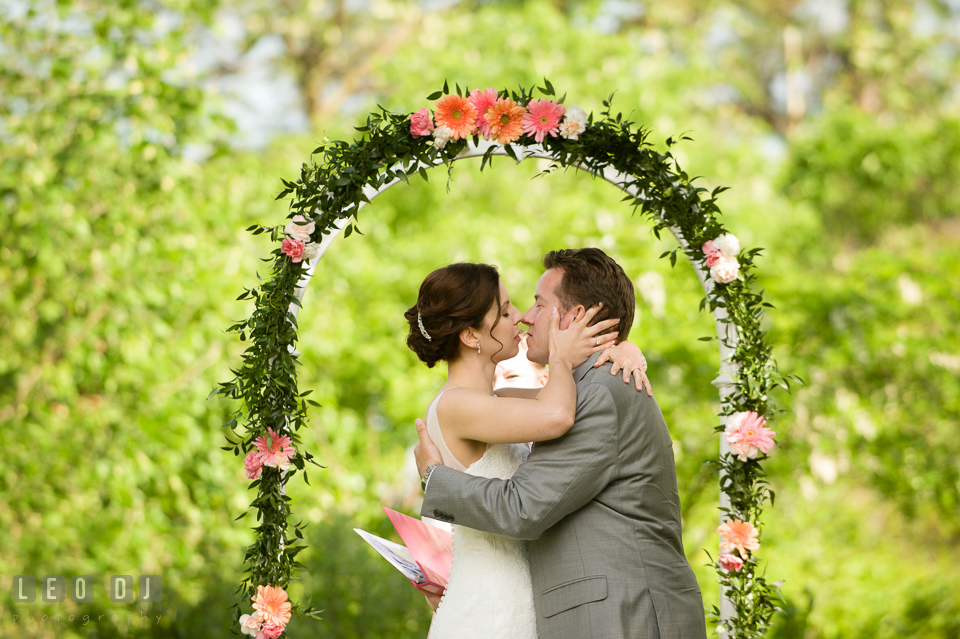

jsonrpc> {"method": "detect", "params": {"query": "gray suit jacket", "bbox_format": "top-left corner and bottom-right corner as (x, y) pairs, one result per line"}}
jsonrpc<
(421, 353), (707, 639)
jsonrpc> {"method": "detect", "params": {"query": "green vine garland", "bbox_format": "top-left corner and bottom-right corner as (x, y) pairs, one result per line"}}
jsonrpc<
(217, 80), (792, 638)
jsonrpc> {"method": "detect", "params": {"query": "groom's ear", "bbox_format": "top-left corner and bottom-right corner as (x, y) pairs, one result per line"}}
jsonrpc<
(561, 304), (586, 329)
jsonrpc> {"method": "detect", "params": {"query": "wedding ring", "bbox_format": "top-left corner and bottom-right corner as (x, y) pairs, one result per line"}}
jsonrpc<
(595, 337), (600, 346)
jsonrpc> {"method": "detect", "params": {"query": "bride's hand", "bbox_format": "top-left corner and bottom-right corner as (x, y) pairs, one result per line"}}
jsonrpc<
(595, 342), (653, 396)
(547, 303), (620, 369)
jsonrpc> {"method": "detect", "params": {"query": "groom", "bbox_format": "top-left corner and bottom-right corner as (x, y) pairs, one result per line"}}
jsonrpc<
(414, 248), (707, 639)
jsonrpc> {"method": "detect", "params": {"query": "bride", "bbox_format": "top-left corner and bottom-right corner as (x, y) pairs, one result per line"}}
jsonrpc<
(404, 262), (647, 639)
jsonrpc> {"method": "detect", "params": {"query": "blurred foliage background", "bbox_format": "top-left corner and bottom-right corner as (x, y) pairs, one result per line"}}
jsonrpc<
(2, 0), (958, 637)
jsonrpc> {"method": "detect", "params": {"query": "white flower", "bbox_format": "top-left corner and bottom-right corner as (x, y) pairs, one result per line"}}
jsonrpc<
(284, 215), (315, 242)
(559, 120), (586, 140)
(565, 104), (588, 125)
(712, 233), (741, 259)
(559, 104), (588, 139)
(725, 412), (747, 432)
(239, 613), (262, 636)
(432, 126), (453, 149)
(710, 256), (740, 284)
(303, 242), (321, 261)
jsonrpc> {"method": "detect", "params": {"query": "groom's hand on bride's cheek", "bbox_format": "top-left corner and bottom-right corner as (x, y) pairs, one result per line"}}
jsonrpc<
(414, 417), (443, 478)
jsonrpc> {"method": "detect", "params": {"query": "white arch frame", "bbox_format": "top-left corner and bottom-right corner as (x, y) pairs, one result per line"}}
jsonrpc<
(288, 139), (738, 630)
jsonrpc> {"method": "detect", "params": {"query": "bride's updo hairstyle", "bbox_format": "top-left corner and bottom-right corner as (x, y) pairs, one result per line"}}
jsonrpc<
(405, 263), (503, 368)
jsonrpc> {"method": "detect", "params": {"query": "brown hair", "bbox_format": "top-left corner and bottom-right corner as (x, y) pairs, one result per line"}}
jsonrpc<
(405, 263), (504, 368)
(542, 248), (635, 342)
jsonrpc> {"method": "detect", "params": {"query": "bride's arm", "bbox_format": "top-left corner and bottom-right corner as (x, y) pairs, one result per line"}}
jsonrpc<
(490, 387), (540, 399)
(594, 341), (653, 396)
(441, 307), (618, 445)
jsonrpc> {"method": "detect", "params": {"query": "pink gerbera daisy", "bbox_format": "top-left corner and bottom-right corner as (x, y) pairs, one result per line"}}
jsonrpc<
(717, 519), (760, 557)
(725, 411), (777, 461)
(522, 98), (565, 143)
(468, 87), (499, 138)
(485, 98), (526, 145)
(255, 427), (295, 470)
(433, 94), (477, 141)
(251, 585), (292, 627)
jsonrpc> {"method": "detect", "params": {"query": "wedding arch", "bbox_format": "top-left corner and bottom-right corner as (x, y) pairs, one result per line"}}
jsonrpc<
(218, 81), (790, 639)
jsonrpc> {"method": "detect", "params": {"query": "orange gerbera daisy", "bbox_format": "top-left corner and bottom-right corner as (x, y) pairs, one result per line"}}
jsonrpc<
(433, 94), (477, 141)
(717, 519), (760, 557)
(485, 98), (526, 145)
(251, 585), (292, 627)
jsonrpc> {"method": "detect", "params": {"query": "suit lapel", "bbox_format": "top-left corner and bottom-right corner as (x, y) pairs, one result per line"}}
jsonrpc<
(574, 352), (603, 384)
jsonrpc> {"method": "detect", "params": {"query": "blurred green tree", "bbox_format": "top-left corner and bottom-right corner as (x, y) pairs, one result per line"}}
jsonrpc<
(2, 1), (959, 638)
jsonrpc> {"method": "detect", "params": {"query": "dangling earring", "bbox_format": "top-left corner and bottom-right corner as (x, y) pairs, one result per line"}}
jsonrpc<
(477, 344), (481, 355)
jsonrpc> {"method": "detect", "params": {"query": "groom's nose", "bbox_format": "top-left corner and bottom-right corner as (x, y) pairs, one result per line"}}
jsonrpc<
(521, 308), (535, 328)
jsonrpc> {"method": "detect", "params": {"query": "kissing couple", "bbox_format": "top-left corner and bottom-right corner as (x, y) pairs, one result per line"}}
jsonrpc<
(405, 248), (707, 639)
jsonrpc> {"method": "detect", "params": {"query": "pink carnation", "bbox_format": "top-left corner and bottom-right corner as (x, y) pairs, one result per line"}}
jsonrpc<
(725, 411), (777, 461)
(281, 238), (305, 263)
(718, 553), (744, 572)
(244, 450), (264, 480)
(522, 98), (565, 143)
(717, 519), (760, 557)
(260, 621), (285, 638)
(703, 240), (722, 267)
(410, 108), (434, 138)
(468, 87), (499, 138)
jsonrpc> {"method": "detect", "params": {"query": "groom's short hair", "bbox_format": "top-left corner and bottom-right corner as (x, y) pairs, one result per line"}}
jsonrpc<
(542, 248), (635, 342)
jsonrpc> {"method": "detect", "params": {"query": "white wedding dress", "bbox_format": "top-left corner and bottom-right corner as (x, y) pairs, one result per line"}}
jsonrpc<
(424, 388), (539, 639)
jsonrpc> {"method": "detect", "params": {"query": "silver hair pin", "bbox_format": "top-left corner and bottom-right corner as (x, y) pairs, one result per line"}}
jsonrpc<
(417, 312), (432, 341)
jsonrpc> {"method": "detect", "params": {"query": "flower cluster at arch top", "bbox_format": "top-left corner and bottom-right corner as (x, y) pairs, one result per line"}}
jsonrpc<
(410, 87), (588, 148)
